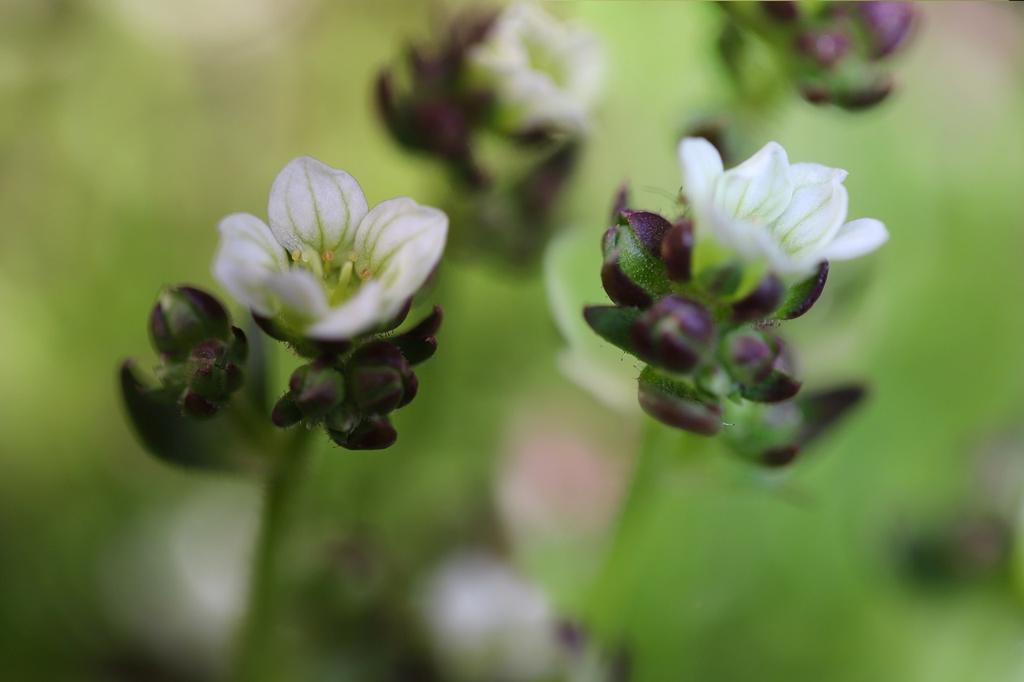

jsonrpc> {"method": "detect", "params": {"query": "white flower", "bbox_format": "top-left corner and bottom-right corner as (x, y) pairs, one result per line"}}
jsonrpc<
(469, 3), (604, 134)
(419, 552), (561, 681)
(213, 157), (447, 340)
(678, 137), (889, 276)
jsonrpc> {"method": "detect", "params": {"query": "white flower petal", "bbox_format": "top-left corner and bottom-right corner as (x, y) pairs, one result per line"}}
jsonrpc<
(267, 156), (368, 256)
(820, 218), (889, 261)
(713, 141), (793, 224)
(772, 175), (849, 253)
(788, 162), (847, 187)
(354, 197), (448, 311)
(678, 137), (724, 207)
(305, 281), (386, 341)
(212, 213), (288, 315)
(263, 268), (329, 321)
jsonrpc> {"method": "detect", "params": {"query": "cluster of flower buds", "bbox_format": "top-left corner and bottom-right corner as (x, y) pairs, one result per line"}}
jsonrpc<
(584, 187), (863, 466)
(375, 9), (499, 188)
(376, 3), (603, 264)
(145, 285), (248, 419)
(268, 306), (442, 450)
(720, 1), (917, 110)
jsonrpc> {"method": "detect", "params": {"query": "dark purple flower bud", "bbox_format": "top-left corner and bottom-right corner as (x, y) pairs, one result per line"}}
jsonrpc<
(722, 330), (778, 386)
(797, 29), (851, 68)
(631, 296), (714, 374)
(660, 218), (694, 283)
(637, 373), (722, 436)
(149, 286), (231, 359)
(182, 390), (219, 419)
(348, 342), (415, 415)
(858, 2), (916, 59)
(186, 339), (243, 402)
(760, 1), (798, 22)
(731, 274), (784, 322)
(413, 99), (472, 160)
(289, 360), (345, 418)
(621, 210), (672, 254)
(271, 395), (303, 428)
(775, 261), (828, 320)
(330, 416), (398, 451)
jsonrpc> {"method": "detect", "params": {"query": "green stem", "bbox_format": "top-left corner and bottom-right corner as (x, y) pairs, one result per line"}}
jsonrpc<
(232, 429), (313, 682)
(588, 420), (712, 629)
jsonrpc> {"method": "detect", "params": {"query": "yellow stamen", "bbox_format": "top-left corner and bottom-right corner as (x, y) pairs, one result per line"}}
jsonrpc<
(337, 260), (354, 290)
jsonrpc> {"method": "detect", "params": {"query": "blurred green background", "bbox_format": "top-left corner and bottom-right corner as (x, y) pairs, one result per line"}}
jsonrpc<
(2, 1), (1024, 680)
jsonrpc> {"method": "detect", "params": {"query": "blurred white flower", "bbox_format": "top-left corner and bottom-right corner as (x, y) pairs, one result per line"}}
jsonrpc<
(469, 3), (604, 134)
(679, 137), (889, 275)
(213, 156), (447, 340)
(419, 552), (560, 681)
(99, 484), (258, 677)
(544, 226), (642, 413)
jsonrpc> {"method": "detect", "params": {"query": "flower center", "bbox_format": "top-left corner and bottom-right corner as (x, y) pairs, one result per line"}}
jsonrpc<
(290, 248), (374, 306)
(523, 35), (567, 89)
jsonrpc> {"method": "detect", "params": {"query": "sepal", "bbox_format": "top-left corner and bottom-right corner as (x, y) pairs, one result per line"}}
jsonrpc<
(391, 305), (443, 365)
(582, 305), (642, 356)
(637, 367), (722, 436)
(731, 274), (784, 322)
(659, 218), (694, 283)
(775, 261), (828, 320)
